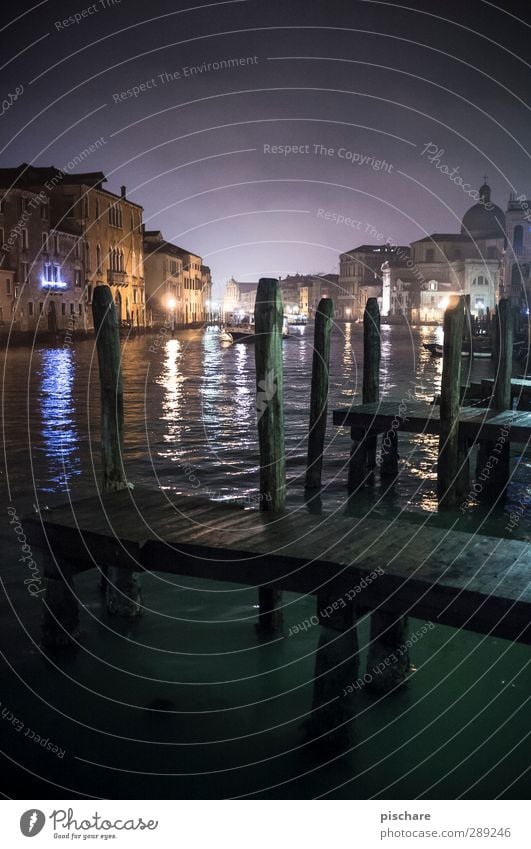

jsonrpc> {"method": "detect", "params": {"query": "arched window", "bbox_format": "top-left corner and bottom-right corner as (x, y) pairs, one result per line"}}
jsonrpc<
(96, 244), (102, 273)
(513, 225), (524, 252)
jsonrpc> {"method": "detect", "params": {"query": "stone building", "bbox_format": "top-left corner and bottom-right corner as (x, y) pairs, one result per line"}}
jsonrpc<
(0, 184), (85, 333)
(144, 230), (210, 326)
(505, 194), (531, 311)
(0, 164), (146, 332)
(379, 182), (506, 324)
(339, 244), (410, 319)
(222, 278), (257, 317)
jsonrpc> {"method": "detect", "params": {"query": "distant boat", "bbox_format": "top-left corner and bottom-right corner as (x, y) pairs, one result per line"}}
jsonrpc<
(221, 314), (290, 343)
(423, 342), (443, 357)
(286, 314), (308, 326)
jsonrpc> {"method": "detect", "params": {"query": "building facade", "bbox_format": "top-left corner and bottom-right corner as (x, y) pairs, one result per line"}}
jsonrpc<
(0, 184), (85, 333)
(0, 165), (146, 333)
(144, 230), (210, 326)
(505, 195), (531, 311)
(339, 244), (410, 319)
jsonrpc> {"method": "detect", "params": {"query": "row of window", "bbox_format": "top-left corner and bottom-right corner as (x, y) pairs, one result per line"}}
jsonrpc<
(0, 196), (49, 219)
(0, 191), (136, 232)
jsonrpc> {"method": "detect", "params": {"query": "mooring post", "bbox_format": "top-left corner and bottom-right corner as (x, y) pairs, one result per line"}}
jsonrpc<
(493, 298), (513, 411)
(254, 277), (285, 634)
(438, 295), (465, 509)
(363, 297), (380, 476)
(305, 297), (334, 489)
(308, 583), (359, 745)
(489, 297), (513, 491)
(463, 293), (472, 356)
(92, 285), (142, 617)
(41, 558), (80, 649)
(348, 298), (381, 491)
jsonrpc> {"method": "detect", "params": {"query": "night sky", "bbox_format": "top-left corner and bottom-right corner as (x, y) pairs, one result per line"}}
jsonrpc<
(2, 0), (531, 293)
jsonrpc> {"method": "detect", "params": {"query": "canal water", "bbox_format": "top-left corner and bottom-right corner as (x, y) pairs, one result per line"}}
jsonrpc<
(0, 324), (529, 799)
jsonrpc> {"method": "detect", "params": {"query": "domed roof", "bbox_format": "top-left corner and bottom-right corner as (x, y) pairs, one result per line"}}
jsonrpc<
(461, 183), (506, 240)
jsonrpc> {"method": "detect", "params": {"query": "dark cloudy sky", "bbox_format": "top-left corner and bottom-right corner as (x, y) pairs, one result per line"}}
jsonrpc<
(2, 0), (530, 294)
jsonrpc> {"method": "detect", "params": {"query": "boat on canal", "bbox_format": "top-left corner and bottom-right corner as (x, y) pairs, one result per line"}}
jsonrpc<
(221, 314), (290, 343)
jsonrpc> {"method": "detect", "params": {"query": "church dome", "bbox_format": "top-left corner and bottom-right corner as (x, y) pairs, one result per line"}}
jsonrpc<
(461, 182), (506, 240)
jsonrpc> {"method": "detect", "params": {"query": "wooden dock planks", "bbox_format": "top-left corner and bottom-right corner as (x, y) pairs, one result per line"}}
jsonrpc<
(25, 487), (531, 644)
(333, 400), (531, 443)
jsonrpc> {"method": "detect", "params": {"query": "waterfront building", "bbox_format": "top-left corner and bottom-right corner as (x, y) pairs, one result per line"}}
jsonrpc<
(0, 184), (85, 333)
(201, 266), (213, 320)
(339, 244), (410, 319)
(0, 164), (146, 332)
(144, 230), (209, 326)
(223, 277), (257, 317)
(380, 183), (505, 323)
(143, 231), (184, 326)
(505, 195), (531, 311)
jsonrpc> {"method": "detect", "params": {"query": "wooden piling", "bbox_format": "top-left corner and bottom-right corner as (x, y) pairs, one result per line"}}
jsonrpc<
(92, 285), (142, 617)
(309, 585), (358, 745)
(348, 298), (381, 490)
(254, 278), (285, 633)
(305, 297), (334, 489)
(363, 298), (380, 405)
(92, 285), (127, 493)
(438, 295), (465, 509)
(493, 298), (513, 411)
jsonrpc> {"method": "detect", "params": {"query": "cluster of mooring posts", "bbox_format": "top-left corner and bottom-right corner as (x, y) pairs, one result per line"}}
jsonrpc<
(334, 294), (531, 508)
(26, 283), (531, 746)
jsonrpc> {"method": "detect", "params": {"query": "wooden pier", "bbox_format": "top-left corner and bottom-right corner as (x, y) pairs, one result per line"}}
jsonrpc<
(333, 400), (531, 442)
(24, 285), (531, 743)
(24, 485), (531, 643)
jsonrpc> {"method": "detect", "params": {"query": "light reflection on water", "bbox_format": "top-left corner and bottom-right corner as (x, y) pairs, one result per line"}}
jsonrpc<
(37, 347), (80, 492)
(2, 324), (529, 533)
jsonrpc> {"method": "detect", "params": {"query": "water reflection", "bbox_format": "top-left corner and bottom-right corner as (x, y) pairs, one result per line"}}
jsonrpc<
(38, 347), (79, 491)
(157, 338), (184, 458)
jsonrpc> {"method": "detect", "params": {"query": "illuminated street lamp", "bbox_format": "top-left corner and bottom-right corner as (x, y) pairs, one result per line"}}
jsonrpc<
(167, 295), (176, 332)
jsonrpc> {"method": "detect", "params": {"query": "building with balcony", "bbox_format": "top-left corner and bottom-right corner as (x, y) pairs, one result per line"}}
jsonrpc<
(0, 185), (85, 333)
(0, 165), (146, 332)
(144, 231), (209, 327)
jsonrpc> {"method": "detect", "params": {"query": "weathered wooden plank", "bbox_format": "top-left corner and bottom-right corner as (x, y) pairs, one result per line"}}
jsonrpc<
(24, 489), (531, 643)
(333, 402), (531, 443)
